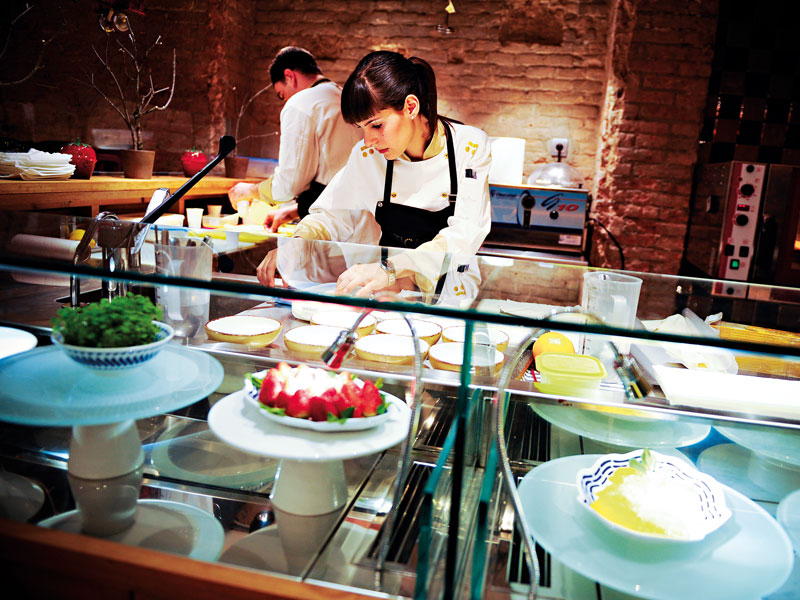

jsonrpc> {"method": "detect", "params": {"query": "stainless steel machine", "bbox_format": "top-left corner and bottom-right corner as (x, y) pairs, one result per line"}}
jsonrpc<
(481, 183), (589, 261)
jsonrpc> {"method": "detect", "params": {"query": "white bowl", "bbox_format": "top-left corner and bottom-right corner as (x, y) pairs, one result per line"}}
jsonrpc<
(51, 321), (174, 373)
(576, 449), (731, 542)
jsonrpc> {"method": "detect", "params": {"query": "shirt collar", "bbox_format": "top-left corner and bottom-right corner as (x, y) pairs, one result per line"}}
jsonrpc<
(399, 120), (445, 162)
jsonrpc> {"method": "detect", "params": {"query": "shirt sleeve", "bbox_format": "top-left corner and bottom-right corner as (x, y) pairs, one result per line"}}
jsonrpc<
(269, 103), (320, 203)
(294, 142), (381, 244)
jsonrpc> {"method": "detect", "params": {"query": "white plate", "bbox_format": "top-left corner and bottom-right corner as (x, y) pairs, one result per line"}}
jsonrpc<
(148, 422), (277, 490)
(243, 372), (397, 432)
(0, 472), (45, 522)
(0, 326), (38, 359)
(518, 454), (793, 600)
(533, 403), (711, 449)
(245, 390), (399, 432)
(38, 499), (224, 561)
(716, 424), (800, 468)
(208, 390), (410, 461)
(0, 345), (223, 426)
(778, 489), (800, 555)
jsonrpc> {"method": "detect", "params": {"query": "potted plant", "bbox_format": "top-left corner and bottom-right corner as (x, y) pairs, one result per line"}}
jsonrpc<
(225, 81), (276, 178)
(86, 24), (176, 179)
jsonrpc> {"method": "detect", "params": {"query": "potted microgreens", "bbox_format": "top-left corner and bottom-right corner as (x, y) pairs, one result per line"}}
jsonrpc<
(85, 23), (176, 179)
(50, 293), (173, 372)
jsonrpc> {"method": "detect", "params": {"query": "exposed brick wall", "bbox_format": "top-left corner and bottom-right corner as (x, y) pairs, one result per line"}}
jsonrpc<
(0, 0), (720, 275)
(591, 0), (719, 273)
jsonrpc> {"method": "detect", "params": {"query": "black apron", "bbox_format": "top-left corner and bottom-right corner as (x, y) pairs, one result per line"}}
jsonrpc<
(375, 120), (460, 295)
(294, 78), (332, 218)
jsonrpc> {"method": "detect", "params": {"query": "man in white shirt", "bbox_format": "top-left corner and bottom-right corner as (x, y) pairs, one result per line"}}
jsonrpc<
(227, 47), (360, 230)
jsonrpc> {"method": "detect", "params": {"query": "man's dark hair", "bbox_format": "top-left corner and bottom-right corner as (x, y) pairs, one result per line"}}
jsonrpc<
(269, 47), (322, 85)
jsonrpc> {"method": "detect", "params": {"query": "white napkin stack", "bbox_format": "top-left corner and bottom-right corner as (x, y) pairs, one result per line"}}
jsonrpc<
(0, 149), (75, 180)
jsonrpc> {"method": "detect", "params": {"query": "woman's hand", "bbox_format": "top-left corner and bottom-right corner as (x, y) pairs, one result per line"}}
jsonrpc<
(256, 248), (281, 287)
(265, 201), (300, 232)
(335, 262), (390, 297)
(227, 182), (259, 210)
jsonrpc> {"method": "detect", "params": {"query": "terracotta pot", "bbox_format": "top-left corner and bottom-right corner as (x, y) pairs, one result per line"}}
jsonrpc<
(224, 156), (249, 179)
(120, 149), (155, 179)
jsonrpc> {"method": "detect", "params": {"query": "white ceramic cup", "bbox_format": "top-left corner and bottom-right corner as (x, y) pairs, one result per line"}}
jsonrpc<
(580, 271), (642, 356)
(236, 200), (250, 221)
(225, 230), (240, 252)
(186, 207), (203, 229)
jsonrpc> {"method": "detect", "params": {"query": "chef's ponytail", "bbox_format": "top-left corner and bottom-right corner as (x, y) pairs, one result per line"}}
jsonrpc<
(342, 51), (439, 134)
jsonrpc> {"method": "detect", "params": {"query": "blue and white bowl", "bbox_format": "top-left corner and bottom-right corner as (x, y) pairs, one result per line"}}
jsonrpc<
(51, 321), (174, 373)
(576, 449), (732, 542)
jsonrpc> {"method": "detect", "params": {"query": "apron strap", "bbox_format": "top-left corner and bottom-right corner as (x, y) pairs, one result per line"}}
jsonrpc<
(443, 120), (458, 204)
(381, 160), (394, 208)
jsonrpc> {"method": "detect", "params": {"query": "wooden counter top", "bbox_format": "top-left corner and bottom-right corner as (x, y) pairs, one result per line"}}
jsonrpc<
(0, 174), (259, 217)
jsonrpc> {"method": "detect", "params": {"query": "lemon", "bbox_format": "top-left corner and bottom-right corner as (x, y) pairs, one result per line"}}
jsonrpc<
(532, 331), (575, 358)
(69, 229), (96, 248)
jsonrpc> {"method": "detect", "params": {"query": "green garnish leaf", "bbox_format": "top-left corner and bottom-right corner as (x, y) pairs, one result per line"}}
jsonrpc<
(247, 373), (264, 389)
(374, 378), (384, 389)
(340, 406), (355, 419)
(376, 400), (388, 415)
(629, 448), (654, 473)
(262, 406), (286, 416)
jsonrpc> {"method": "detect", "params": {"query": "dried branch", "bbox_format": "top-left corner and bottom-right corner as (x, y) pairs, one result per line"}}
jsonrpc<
(0, 3), (65, 87)
(85, 24), (176, 150)
(236, 131), (280, 145)
(227, 81), (273, 155)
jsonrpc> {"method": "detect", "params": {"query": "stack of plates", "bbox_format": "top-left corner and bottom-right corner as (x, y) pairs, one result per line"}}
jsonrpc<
(0, 150), (75, 180)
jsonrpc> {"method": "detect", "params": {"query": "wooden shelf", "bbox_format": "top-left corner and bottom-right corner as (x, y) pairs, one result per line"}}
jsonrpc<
(0, 175), (259, 217)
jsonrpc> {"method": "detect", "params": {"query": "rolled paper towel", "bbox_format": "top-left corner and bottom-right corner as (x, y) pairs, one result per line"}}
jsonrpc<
(9, 234), (81, 286)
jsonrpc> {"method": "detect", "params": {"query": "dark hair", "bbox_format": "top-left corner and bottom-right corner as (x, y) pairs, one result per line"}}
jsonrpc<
(341, 51), (438, 132)
(269, 47), (322, 84)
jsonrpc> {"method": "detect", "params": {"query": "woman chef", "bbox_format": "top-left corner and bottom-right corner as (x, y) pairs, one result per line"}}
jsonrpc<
(256, 50), (492, 303)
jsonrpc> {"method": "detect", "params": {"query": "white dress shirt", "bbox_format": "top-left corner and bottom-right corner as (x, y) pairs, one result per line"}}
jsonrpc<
(263, 81), (361, 204)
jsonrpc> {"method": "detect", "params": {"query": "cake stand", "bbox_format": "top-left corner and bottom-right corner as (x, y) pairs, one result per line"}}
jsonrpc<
(208, 389), (411, 517)
(209, 389), (410, 573)
(0, 344), (225, 554)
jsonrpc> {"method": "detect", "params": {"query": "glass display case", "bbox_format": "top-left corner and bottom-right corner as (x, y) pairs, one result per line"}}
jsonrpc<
(1, 210), (799, 600)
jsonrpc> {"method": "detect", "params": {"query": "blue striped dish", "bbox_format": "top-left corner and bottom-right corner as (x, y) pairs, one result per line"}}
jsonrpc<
(576, 449), (732, 542)
(51, 321), (174, 373)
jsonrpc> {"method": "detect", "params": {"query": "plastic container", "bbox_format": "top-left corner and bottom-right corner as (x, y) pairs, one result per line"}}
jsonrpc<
(536, 353), (607, 395)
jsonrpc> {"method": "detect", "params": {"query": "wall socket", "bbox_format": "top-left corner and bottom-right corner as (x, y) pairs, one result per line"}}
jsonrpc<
(548, 138), (569, 158)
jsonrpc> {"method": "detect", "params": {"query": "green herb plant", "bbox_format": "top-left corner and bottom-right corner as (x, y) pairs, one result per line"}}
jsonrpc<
(51, 293), (163, 348)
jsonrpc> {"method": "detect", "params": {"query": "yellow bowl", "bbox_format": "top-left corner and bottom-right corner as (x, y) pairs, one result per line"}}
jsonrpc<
(375, 318), (442, 346)
(441, 325), (509, 353)
(429, 342), (504, 374)
(311, 310), (376, 337)
(283, 324), (348, 356)
(354, 334), (429, 365)
(205, 316), (281, 347)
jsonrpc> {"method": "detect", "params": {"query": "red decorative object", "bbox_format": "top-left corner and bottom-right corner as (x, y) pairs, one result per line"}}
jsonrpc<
(60, 139), (97, 179)
(180, 147), (207, 177)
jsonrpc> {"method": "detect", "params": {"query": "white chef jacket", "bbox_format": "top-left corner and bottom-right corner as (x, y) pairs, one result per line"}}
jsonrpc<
(294, 121), (492, 298)
(259, 81), (361, 204)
